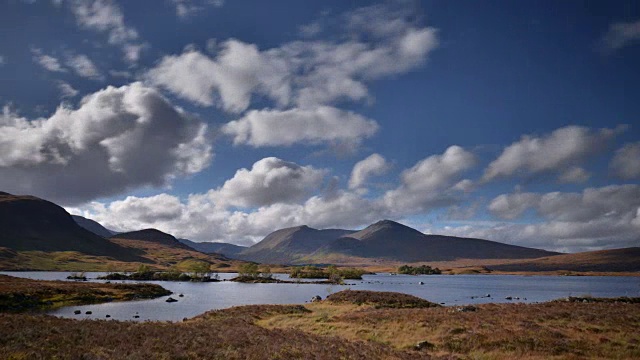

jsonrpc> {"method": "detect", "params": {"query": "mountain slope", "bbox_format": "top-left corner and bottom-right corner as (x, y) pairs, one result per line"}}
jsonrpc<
(109, 229), (235, 268)
(0, 192), (141, 262)
(72, 215), (116, 238)
(239, 225), (355, 264)
(177, 238), (246, 258)
(309, 220), (559, 263)
(488, 247), (640, 272)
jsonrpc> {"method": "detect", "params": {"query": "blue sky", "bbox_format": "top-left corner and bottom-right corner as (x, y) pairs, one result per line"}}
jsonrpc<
(1, 0), (639, 252)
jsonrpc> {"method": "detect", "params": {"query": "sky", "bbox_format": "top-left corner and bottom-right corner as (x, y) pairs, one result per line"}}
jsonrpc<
(1, 0), (639, 253)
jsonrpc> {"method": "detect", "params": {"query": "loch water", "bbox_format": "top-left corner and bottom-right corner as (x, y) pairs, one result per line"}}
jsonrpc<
(2, 271), (639, 322)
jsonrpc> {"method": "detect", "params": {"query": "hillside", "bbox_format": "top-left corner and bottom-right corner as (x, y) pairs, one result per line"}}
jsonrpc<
(238, 225), (354, 264)
(109, 229), (238, 270)
(177, 238), (246, 258)
(0, 192), (143, 266)
(310, 220), (558, 263)
(72, 215), (116, 238)
(488, 247), (640, 272)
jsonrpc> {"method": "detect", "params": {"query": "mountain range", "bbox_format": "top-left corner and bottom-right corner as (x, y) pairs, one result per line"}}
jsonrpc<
(234, 220), (558, 264)
(1, 191), (638, 273)
(0, 192), (239, 271)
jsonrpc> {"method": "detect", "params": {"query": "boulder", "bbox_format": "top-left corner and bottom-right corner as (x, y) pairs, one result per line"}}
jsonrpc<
(166, 297), (178, 303)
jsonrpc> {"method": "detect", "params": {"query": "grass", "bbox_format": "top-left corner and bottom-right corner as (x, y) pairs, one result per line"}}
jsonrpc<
(0, 275), (171, 312)
(326, 290), (441, 309)
(261, 297), (640, 359)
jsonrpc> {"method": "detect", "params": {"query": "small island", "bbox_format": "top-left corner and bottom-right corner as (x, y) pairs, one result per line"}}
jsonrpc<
(0, 274), (171, 312)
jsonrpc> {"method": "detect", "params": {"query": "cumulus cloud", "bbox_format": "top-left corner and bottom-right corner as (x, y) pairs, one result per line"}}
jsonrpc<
(65, 53), (103, 80)
(483, 125), (624, 182)
(600, 19), (640, 52)
(383, 146), (476, 212)
(205, 157), (327, 208)
(349, 153), (389, 189)
(478, 185), (640, 251)
(222, 106), (379, 147)
(68, 0), (144, 62)
(610, 142), (640, 179)
(146, 42), (291, 112)
(490, 185), (640, 222)
(0, 82), (213, 205)
(146, 3), (437, 112)
(31, 48), (66, 72)
(57, 81), (79, 98)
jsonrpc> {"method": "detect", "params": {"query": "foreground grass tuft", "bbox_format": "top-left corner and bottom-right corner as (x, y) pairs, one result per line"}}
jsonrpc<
(326, 290), (441, 309)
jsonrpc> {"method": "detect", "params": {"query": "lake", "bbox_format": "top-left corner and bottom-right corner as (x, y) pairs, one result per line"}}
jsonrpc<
(2, 271), (639, 322)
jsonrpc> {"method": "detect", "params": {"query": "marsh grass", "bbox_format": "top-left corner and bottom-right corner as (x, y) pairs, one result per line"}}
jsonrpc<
(261, 299), (640, 359)
(0, 275), (171, 312)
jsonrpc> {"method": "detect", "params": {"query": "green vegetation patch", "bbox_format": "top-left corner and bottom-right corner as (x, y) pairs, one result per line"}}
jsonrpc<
(290, 265), (367, 282)
(397, 264), (442, 275)
(326, 290), (441, 309)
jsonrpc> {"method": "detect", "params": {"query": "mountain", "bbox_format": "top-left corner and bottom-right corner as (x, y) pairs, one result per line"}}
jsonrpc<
(111, 229), (193, 249)
(0, 192), (142, 262)
(109, 229), (236, 269)
(241, 220), (559, 265)
(488, 247), (640, 272)
(238, 225), (355, 264)
(177, 238), (246, 258)
(72, 215), (116, 238)
(310, 220), (559, 263)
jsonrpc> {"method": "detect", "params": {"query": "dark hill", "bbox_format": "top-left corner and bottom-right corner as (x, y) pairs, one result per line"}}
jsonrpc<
(239, 225), (355, 264)
(72, 215), (115, 238)
(489, 247), (640, 272)
(177, 238), (246, 258)
(111, 229), (192, 250)
(0, 192), (142, 261)
(312, 219), (559, 262)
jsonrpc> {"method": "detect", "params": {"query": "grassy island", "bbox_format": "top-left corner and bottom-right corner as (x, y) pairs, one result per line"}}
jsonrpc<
(0, 275), (171, 312)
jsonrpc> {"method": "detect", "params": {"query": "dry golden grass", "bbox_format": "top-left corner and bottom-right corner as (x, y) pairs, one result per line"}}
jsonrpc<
(260, 299), (640, 359)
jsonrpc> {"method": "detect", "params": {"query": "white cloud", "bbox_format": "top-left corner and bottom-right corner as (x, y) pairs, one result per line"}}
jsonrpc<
(171, 0), (224, 20)
(57, 81), (79, 98)
(65, 53), (103, 80)
(0, 55), (5, 66)
(222, 106), (379, 147)
(31, 49), (66, 72)
(349, 153), (389, 189)
(489, 192), (540, 220)
(146, 42), (291, 112)
(600, 19), (640, 52)
(484, 185), (640, 250)
(68, 0), (144, 62)
(483, 125), (624, 182)
(383, 146), (476, 212)
(0, 82), (213, 205)
(610, 142), (640, 179)
(146, 3), (437, 112)
(205, 157), (327, 208)
(558, 166), (590, 184)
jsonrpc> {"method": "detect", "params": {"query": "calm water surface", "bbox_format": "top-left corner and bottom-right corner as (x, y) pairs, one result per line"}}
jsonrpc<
(3, 271), (639, 322)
